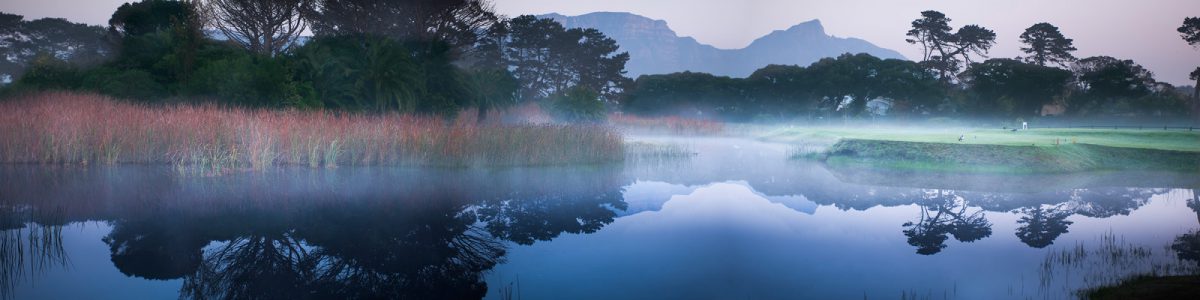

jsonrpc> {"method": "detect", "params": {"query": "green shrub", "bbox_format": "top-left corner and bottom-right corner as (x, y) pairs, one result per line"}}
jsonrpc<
(80, 67), (166, 100)
(187, 54), (310, 107)
(551, 86), (605, 122)
(14, 55), (85, 90)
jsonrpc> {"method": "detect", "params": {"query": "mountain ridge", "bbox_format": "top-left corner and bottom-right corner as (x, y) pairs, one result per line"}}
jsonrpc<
(538, 12), (907, 78)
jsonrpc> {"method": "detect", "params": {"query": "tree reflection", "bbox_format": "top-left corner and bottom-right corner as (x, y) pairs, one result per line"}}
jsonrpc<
(1066, 188), (1161, 218)
(1014, 205), (1074, 248)
(476, 190), (626, 245)
(180, 234), (313, 299)
(102, 219), (210, 280)
(82, 168), (629, 299)
(902, 190), (993, 255)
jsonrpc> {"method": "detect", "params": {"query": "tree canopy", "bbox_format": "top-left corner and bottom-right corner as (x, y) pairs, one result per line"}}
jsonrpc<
(202, 0), (314, 56)
(1019, 22), (1077, 67)
(504, 15), (630, 102)
(905, 10), (997, 82)
(963, 58), (1073, 117)
(0, 13), (111, 83)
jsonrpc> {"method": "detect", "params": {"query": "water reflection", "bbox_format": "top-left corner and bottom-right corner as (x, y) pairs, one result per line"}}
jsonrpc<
(1, 160), (1197, 299)
(901, 190), (993, 255)
(1014, 205), (1074, 248)
(0, 166), (628, 299)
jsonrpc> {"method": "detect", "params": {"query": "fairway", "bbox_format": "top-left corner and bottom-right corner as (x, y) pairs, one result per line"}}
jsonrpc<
(760, 126), (1200, 152)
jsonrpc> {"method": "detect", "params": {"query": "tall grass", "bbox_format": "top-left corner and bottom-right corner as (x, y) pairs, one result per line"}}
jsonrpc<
(1037, 231), (1200, 298)
(0, 92), (624, 173)
(608, 113), (724, 135)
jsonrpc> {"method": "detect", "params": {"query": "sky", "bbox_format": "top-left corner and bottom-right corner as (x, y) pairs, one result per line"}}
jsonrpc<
(2, 0), (1199, 85)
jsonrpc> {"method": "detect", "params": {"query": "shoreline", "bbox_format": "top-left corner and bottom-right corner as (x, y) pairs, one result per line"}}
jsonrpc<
(811, 139), (1200, 174)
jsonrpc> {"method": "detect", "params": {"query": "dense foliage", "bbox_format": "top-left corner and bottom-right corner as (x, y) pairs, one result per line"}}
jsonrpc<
(624, 11), (1195, 121)
(1, 4), (1195, 121)
(1, 0), (624, 119)
(625, 54), (943, 120)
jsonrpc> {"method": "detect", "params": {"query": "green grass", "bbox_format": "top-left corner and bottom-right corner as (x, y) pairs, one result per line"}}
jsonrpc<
(761, 126), (1200, 152)
(820, 139), (1200, 173)
(762, 126), (1200, 173)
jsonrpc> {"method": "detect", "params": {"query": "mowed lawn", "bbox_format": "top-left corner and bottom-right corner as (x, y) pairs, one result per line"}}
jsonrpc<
(760, 126), (1200, 152)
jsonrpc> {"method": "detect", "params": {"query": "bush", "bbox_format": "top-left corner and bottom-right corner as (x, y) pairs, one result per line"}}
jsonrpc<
(14, 55), (86, 90)
(551, 86), (605, 122)
(80, 67), (166, 101)
(290, 36), (424, 112)
(187, 53), (311, 107)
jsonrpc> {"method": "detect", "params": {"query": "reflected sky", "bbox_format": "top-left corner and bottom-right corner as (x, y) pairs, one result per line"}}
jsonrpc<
(485, 181), (1197, 299)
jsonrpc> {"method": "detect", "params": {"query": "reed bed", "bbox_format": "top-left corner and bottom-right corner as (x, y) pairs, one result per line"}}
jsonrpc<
(608, 113), (724, 135)
(0, 92), (624, 173)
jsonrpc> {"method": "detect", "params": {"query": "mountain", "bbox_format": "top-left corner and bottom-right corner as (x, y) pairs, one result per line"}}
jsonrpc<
(539, 12), (907, 78)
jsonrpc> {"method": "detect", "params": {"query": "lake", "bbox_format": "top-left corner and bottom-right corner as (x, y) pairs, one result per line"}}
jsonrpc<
(3, 137), (1198, 299)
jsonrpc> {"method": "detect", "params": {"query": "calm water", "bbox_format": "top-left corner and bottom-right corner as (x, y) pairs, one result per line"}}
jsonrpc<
(2, 137), (1199, 300)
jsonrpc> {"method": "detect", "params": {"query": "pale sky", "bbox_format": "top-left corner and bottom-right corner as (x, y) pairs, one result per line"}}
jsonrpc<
(3, 0), (1199, 85)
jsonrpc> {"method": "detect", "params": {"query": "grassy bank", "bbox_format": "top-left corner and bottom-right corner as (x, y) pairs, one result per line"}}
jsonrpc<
(818, 139), (1200, 173)
(766, 126), (1200, 173)
(1084, 275), (1200, 300)
(0, 92), (624, 173)
(763, 126), (1200, 152)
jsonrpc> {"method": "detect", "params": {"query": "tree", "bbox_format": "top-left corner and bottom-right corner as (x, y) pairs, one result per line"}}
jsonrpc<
(905, 11), (997, 82)
(290, 36), (471, 113)
(0, 13), (111, 83)
(304, 0), (499, 58)
(623, 71), (747, 118)
(202, 0), (314, 57)
(108, 0), (200, 37)
(806, 53), (941, 117)
(1179, 17), (1200, 105)
(550, 86), (605, 122)
(503, 15), (630, 102)
(465, 68), (518, 121)
(1019, 22), (1077, 67)
(290, 36), (422, 112)
(1068, 56), (1157, 115)
(963, 58), (1072, 117)
(108, 0), (207, 83)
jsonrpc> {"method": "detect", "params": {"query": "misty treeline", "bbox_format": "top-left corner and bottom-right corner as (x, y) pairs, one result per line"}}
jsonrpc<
(3, 4), (1198, 122)
(627, 11), (1200, 122)
(0, 0), (628, 120)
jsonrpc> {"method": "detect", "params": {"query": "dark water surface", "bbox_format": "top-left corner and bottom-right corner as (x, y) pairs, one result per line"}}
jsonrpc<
(2, 137), (1199, 299)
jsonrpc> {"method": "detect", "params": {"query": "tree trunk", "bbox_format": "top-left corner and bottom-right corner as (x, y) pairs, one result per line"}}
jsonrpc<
(476, 105), (489, 123)
(1194, 77), (1200, 120)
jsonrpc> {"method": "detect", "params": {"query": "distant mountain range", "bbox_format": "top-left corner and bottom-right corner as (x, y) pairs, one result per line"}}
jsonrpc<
(539, 12), (906, 78)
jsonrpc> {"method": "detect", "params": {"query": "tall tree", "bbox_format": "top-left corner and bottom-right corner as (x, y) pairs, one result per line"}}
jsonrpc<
(108, 0), (206, 82)
(0, 13), (111, 83)
(108, 0), (200, 37)
(464, 68), (518, 121)
(1069, 56), (1157, 115)
(202, 0), (313, 56)
(905, 10), (996, 82)
(805, 53), (942, 117)
(1019, 22), (1077, 67)
(304, 0), (498, 58)
(1179, 17), (1200, 104)
(503, 15), (630, 102)
(963, 58), (1072, 117)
